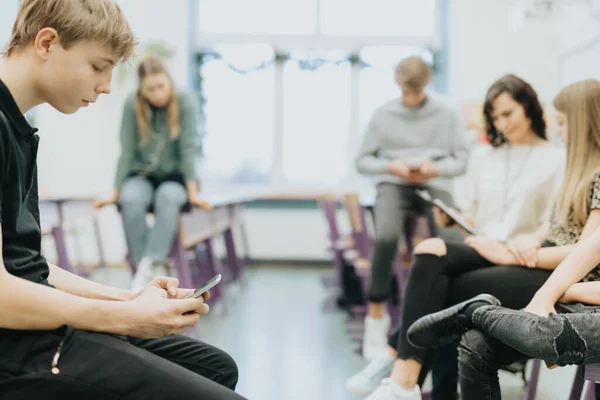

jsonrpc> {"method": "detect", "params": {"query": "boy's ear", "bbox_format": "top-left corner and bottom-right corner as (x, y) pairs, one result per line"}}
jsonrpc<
(33, 27), (60, 61)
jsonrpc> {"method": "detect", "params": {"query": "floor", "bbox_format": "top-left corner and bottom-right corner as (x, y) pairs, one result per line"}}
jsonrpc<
(92, 265), (586, 400)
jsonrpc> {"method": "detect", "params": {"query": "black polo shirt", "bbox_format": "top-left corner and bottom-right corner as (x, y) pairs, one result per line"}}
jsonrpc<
(0, 78), (49, 284)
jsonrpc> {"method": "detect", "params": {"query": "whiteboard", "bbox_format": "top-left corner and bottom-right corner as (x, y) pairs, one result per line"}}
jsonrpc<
(559, 37), (600, 86)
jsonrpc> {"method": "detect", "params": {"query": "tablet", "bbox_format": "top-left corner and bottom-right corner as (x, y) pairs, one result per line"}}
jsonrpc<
(415, 189), (478, 236)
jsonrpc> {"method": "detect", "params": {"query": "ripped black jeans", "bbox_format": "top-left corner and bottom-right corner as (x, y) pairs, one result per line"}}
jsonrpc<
(459, 303), (600, 400)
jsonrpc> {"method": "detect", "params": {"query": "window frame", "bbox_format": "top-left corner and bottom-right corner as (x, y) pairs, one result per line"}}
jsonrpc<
(193, 0), (443, 191)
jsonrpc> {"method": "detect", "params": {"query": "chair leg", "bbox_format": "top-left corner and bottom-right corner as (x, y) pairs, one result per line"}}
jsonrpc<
(203, 237), (224, 305)
(92, 216), (107, 270)
(223, 227), (242, 283)
(52, 225), (73, 273)
(569, 365), (586, 400)
(524, 359), (542, 400)
(584, 381), (596, 400)
(169, 231), (193, 290)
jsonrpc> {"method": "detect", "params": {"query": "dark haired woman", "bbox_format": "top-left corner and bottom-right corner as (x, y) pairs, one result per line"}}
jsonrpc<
(347, 74), (570, 400)
(94, 56), (209, 291)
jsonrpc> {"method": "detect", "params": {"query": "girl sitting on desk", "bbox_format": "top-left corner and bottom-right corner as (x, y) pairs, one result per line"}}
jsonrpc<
(95, 56), (209, 291)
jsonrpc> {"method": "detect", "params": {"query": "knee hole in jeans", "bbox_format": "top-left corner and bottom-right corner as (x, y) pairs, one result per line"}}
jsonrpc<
(414, 238), (447, 257)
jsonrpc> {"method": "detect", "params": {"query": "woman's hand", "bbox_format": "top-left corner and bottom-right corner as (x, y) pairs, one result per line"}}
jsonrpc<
(507, 234), (540, 268)
(465, 236), (518, 265)
(188, 194), (212, 210)
(93, 190), (119, 209)
(433, 206), (452, 227)
(434, 207), (475, 232)
(524, 296), (557, 317)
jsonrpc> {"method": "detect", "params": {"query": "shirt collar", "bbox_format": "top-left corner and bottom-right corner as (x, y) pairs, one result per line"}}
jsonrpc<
(0, 78), (38, 137)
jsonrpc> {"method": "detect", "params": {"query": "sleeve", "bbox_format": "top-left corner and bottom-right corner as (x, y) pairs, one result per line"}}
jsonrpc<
(355, 112), (390, 175)
(590, 169), (600, 209)
(114, 96), (138, 188)
(177, 92), (199, 183)
(434, 107), (471, 178)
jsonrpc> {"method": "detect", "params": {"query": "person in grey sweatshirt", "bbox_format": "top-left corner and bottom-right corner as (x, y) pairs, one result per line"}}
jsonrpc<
(356, 56), (470, 364)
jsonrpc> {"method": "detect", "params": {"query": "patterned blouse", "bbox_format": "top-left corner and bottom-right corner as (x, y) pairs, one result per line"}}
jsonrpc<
(545, 171), (600, 281)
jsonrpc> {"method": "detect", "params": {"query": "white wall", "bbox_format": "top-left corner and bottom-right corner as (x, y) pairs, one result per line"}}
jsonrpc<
(556, 2), (600, 85)
(448, 0), (557, 102)
(448, 0), (600, 104)
(0, 1), (19, 50)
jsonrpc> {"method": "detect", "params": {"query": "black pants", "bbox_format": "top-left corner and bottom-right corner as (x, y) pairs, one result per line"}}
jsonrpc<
(0, 327), (244, 399)
(388, 241), (552, 399)
(369, 182), (454, 302)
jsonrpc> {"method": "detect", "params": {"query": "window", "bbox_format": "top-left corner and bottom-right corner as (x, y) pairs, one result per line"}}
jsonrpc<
(198, 45), (275, 186)
(198, 0), (318, 35)
(320, 0), (436, 37)
(195, 0), (440, 189)
(282, 52), (351, 186)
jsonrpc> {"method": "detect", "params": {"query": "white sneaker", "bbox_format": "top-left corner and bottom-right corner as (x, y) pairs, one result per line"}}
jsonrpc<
(131, 257), (160, 292)
(363, 313), (391, 361)
(365, 379), (421, 400)
(346, 354), (395, 396)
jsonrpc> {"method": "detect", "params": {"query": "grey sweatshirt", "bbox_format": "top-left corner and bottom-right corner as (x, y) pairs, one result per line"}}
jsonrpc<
(356, 94), (470, 192)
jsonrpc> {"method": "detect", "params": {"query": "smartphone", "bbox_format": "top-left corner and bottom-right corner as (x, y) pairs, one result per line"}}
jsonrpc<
(415, 189), (479, 236)
(186, 274), (222, 299)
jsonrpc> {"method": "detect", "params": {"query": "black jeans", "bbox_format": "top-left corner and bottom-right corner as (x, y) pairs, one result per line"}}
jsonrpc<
(0, 327), (244, 399)
(387, 242), (552, 399)
(368, 182), (454, 302)
(459, 303), (600, 400)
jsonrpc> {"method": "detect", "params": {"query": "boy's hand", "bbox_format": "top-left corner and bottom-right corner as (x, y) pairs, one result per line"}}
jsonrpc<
(123, 286), (209, 338)
(388, 159), (411, 179)
(401, 160), (440, 183)
(142, 276), (211, 301)
(418, 159), (440, 179)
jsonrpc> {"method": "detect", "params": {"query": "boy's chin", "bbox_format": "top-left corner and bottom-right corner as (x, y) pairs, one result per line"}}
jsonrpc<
(49, 102), (82, 115)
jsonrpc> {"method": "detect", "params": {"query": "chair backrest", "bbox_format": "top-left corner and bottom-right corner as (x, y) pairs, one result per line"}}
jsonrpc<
(343, 193), (372, 259)
(317, 194), (345, 287)
(318, 194), (341, 243)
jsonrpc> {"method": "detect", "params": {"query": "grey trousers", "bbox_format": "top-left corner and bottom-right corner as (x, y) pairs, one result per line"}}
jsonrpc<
(119, 176), (187, 264)
(368, 182), (455, 302)
(459, 303), (600, 400)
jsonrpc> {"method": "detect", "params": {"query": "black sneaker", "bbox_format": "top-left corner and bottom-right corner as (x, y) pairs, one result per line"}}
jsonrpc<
(407, 294), (501, 349)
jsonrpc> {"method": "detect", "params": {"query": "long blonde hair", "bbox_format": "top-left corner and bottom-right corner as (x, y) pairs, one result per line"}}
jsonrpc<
(553, 79), (600, 225)
(135, 56), (180, 144)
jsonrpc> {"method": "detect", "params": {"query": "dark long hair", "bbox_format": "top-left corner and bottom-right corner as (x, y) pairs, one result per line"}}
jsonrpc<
(483, 74), (546, 147)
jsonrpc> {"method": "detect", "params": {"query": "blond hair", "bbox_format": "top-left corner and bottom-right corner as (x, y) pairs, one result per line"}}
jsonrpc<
(2, 0), (136, 62)
(395, 56), (431, 92)
(135, 56), (180, 145)
(553, 79), (600, 225)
